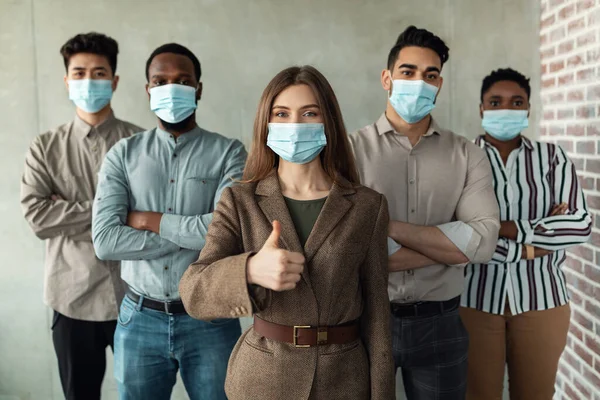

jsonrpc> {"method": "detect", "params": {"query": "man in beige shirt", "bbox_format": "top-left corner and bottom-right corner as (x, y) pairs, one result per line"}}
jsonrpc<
(350, 26), (499, 400)
(20, 32), (142, 400)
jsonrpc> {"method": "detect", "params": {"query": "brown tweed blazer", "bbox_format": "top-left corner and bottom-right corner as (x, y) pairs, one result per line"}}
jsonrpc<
(179, 172), (395, 400)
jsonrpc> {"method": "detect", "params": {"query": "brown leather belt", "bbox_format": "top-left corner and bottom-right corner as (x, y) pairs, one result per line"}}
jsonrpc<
(253, 316), (360, 348)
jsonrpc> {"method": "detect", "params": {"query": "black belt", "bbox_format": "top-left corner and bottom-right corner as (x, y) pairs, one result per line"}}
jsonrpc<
(390, 296), (460, 318)
(126, 287), (187, 315)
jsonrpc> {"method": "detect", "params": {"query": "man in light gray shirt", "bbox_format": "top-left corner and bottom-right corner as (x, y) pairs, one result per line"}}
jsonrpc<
(350, 26), (499, 400)
(21, 32), (142, 400)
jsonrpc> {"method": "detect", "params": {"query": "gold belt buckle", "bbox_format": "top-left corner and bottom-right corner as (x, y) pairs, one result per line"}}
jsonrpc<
(293, 325), (311, 348)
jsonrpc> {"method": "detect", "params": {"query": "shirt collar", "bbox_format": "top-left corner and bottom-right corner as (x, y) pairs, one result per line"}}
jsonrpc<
(477, 135), (534, 151)
(73, 111), (117, 139)
(375, 112), (441, 137)
(156, 125), (202, 144)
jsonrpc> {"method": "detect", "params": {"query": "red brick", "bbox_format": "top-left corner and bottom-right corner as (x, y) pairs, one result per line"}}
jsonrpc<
(548, 92), (565, 104)
(582, 368), (600, 391)
(568, 16), (587, 34)
(560, 73), (575, 85)
(559, 4), (576, 19)
(570, 289), (585, 307)
(550, 0), (565, 7)
(588, 85), (600, 101)
(544, 110), (556, 120)
(580, 176), (596, 190)
(550, 125), (565, 136)
(577, 105), (596, 118)
(567, 88), (584, 100)
(578, 68), (596, 82)
(591, 231), (600, 247)
(578, 31), (597, 47)
(587, 124), (600, 136)
(588, 48), (600, 63)
(566, 256), (584, 272)
(572, 156), (585, 170)
(577, 0), (596, 13)
(542, 47), (557, 60)
(568, 124), (586, 136)
(541, 63), (548, 75)
(584, 264), (600, 287)
(574, 379), (593, 399)
(568, 54), (583, 67)
(573, 308), (595, 331)
(557, 107), (572, 119)
(570, 244), (595, 261)
(589, 8), (600, 25)
(543, 77), (557, 89)
(577, 140), (597, 154)
(540, 126), (548, 136)
(563, 347), (583, 371)
(570, 270), (596, 297)
(542, 13), (557, 29)
(564, 380), (580, 400)
(558, 139), (574, 151)
(551, 27), (566, 42)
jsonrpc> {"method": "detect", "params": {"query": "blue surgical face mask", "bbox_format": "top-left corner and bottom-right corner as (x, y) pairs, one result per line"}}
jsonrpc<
(149, 84), (198, 123)
(388, 74), (439, 124)
(68, 79), (113, 113)
(267, 123), (327, 165)
(482, 110), (529, 141)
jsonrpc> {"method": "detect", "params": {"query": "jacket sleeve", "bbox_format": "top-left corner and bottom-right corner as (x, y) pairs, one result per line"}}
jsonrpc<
(21, 136), (92, 240)
(515, 146), (591, 250)
(179, 187), (270, 320)
(361, 194), (395, 400)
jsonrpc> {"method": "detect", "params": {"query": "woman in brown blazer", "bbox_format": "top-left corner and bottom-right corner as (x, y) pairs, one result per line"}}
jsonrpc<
(179, 65), (394, 400)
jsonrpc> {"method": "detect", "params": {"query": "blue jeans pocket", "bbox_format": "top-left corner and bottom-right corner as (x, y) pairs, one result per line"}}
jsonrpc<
(207, 318), (237, 326)
(118, 299), (135, 327)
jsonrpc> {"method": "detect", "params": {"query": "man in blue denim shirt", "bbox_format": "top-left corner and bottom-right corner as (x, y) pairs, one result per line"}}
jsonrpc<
(92, 43), (247, 400)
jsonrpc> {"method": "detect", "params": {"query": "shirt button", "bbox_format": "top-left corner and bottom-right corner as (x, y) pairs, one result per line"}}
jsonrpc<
(165, 293), (170, 297)
(168, 208), (172, 212)
(409, 179), (415, 184)
(170, 179), (175, 183)
(164, 266), (169, 270)
(173, 154), (177, 158)
(407, 270), (413, 275)
(411, 209), (415, 213)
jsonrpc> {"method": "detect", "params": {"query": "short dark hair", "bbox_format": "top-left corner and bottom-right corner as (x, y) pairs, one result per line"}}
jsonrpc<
(145, 43), (201, 82)
(60, 32), (119, 74)
(480, 68), (531, 102)
(387, 26), (449, 70)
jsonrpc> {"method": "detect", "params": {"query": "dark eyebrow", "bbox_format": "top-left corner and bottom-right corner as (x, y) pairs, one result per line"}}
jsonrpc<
(272, 105), (290, 110)
(512, 95), (526, 100)
(398, 64), (418, 70)
(425, 66), (441, 73)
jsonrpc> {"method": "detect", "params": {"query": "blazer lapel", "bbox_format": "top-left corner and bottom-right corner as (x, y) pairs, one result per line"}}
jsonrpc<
(303, 177), (355, 264)
(256, 173), (309, 285)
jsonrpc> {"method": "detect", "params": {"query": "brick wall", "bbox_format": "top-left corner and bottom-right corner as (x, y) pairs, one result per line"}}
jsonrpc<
(539, 0), (600, 399)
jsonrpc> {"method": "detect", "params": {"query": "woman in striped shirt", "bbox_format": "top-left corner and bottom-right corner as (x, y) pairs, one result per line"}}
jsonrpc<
(460, 68), (592, 400)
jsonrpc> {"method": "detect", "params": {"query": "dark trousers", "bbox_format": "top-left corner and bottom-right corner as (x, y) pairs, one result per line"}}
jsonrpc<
(52, 311), (117, 400)
(392, 305), (469, 400)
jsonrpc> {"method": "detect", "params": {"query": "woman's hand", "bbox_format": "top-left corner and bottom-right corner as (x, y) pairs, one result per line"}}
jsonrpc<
(247, 221), (305, 291)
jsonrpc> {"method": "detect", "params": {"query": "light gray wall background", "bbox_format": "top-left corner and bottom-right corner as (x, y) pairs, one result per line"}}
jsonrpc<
(0, 0), (540, 399)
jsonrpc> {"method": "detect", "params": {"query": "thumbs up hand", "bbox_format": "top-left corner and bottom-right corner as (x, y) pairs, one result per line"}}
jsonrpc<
(246, 221), (305, 291)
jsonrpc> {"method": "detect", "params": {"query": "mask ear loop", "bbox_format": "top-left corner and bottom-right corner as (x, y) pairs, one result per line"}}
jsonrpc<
(388, 71), (394, 98)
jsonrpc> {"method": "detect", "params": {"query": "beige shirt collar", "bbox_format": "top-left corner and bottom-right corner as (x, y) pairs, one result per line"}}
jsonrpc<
(375, 112), (441, 137)
(73, 110), (117, 139)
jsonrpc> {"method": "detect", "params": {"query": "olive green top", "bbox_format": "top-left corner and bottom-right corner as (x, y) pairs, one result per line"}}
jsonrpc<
(283, 196), (327, 247)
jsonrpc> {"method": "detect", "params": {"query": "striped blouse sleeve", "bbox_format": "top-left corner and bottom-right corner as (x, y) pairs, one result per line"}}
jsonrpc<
(516, 145), (592, 250)
(489, 237), (523, 264)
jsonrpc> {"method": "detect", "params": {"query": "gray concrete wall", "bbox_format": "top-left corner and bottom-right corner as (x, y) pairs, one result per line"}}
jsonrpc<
(0, 0), (539, 399)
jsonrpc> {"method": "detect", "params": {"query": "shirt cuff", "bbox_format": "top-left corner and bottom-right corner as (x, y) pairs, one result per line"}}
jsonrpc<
(437, 221), (478, 263)
(387, 237), (402, 256)
(159, 213), (182, 243)
(506, 239), (523, 263)
(516, 220), (534, 244)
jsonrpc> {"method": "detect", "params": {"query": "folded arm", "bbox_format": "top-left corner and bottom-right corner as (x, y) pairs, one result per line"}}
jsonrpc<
(92, 142), (180, 261)
(21, 137), (92, 240)
(158, 140), (247, 251)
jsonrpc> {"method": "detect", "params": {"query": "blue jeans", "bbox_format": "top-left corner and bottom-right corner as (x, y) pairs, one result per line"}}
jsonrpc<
(114, 295), (241, 400)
